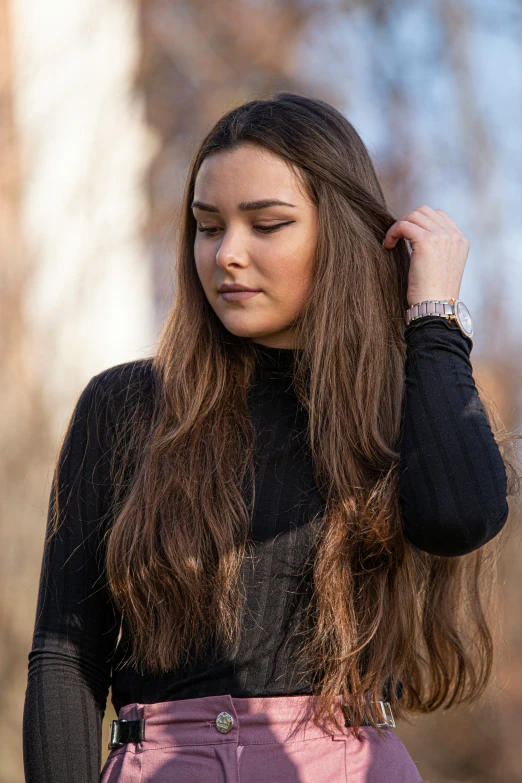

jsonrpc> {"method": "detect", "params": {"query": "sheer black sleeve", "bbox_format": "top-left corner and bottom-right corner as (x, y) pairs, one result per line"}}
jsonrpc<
(399, 316), (509, 557)
(23, 372), (121, 783)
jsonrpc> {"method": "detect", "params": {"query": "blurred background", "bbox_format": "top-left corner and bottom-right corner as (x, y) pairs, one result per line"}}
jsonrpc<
(1, 0), (522, 780)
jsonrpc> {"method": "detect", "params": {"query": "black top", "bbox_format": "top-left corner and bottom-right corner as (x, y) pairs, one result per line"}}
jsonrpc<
(23, 317), (509, 782)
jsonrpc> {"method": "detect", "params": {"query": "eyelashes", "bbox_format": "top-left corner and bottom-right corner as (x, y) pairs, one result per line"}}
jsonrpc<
(197, 221), (295, 235)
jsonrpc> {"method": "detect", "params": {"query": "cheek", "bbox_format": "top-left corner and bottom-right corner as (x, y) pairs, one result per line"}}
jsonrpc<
(259, 266), (312, 324)
(276, 273), (311, 307)
(194, 247), (213, 285)
(269, 249), (315, 301)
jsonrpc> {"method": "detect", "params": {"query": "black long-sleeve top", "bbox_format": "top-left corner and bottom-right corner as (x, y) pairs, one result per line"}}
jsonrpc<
(23, 316), (510, 782)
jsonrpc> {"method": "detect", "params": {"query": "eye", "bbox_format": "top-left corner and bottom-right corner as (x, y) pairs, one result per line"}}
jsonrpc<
(197, 226), (221, 235)
(255, 221), (295, 233)
(197, 221), (295, 235)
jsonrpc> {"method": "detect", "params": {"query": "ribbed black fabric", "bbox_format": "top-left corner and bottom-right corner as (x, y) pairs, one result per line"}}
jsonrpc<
(23, 317), (509, 782)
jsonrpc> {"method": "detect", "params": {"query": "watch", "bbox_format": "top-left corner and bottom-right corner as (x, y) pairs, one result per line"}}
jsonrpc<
(405, 298), (473, 339)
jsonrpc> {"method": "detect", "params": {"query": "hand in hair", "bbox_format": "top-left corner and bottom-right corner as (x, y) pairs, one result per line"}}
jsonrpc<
(382, 205), (470, 308)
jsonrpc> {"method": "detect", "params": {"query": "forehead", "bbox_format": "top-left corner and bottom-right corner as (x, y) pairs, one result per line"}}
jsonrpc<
(194, 143), (309, 204)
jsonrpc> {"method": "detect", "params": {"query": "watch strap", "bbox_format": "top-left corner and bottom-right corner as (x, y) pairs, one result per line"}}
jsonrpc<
(405, 297), (474, 346)
(405, 299), (456, 325)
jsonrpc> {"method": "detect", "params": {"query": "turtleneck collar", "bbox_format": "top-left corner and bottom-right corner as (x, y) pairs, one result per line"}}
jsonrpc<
(251, 342), (301, 374)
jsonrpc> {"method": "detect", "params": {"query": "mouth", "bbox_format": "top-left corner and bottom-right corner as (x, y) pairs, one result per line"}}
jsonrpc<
(219, 290), (261, 302)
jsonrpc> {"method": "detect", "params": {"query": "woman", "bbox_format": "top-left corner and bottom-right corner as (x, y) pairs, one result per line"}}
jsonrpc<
(23, 92), (518, 783)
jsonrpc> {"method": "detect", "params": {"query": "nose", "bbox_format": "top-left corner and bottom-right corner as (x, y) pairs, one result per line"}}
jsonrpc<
(215, 227), (248, 270)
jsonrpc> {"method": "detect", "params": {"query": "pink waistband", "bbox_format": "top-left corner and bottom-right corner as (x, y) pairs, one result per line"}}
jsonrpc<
(118, 693), (351, 748)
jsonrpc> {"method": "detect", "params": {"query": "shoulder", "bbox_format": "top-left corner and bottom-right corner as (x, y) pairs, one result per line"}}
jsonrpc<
(71, 357), (157, 431)
(88, 356), (156, 402)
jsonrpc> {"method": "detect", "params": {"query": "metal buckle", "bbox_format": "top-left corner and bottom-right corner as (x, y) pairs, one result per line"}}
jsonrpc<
(342, 700), (395, 729)
(375, 700), (395, 728)
(108, 720), (124, 750)
(108, 718), (146, 750)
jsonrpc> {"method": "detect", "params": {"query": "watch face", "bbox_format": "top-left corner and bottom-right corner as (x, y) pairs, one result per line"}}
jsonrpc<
(455, 300), (473, 337)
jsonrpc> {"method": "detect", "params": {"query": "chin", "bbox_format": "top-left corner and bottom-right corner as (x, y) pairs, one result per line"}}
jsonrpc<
(225, 327), (267, 342)
(219, 318), (270, 341)
(224, 327), (287, 347)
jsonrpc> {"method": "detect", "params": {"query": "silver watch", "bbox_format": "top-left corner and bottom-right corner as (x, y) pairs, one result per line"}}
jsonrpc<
(405, 298), (473, 339)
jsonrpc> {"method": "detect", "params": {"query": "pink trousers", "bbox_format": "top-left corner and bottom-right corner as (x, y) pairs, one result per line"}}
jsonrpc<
(99, 693), (424, 782)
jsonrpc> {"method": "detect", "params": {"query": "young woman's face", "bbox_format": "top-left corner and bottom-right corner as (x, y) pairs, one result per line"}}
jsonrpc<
(192, 142), (318, 349)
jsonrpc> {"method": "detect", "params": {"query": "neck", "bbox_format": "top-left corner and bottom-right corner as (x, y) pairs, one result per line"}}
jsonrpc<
(251, 342), (300, 373)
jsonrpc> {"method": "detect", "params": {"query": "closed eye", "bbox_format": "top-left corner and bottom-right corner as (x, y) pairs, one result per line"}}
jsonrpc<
(197, 221), (295, 235)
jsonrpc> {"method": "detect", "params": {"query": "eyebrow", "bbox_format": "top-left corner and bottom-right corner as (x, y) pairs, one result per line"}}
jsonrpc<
(191, 199), (297, 213)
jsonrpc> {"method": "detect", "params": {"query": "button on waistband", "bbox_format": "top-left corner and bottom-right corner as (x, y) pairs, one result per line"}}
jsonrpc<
(215, 711), (234, 733)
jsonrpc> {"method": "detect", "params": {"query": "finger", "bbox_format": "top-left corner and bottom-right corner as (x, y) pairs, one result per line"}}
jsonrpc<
(418, 205), (465, 238)
(383, 209), (439, 247)
(403, 208), (442, 232)
(412, 205), (449, 229)
(383, 220), (430, 248)
(433, 208), (463, 232)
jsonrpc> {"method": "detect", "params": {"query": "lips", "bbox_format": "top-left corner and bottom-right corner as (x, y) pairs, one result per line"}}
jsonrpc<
(219, 290), (261, 302)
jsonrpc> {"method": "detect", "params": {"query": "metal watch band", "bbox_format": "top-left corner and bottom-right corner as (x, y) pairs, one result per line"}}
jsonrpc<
(405, 297), (474, 340)
(405, 299), (456, 325)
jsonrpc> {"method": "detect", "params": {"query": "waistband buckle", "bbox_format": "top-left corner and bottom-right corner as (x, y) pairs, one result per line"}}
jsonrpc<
(375, 700), (395, 728)
(342, 700), (395, 729)
(108, 718), (146, 750)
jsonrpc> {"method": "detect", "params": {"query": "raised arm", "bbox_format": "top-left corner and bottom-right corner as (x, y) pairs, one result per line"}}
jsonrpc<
(399, 316), (509, 556)
(23, 374), (120, 783)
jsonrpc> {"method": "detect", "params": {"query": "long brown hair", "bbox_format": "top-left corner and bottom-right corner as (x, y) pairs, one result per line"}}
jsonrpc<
(62, 93), (522, 733)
